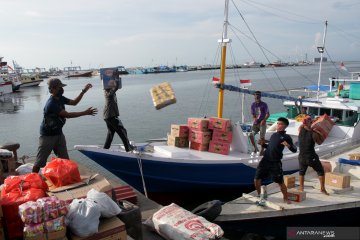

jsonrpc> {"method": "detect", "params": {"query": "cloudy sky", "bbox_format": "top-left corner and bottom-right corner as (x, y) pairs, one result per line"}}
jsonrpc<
(0, 0), (359, 70)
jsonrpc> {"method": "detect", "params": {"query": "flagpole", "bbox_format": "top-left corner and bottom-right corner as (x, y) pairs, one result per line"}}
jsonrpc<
(316, 20), (328, 100)
(217, 0), (231, 118)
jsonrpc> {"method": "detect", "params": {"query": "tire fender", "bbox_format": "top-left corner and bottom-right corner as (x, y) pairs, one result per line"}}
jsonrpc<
(191, 200), (222, 222)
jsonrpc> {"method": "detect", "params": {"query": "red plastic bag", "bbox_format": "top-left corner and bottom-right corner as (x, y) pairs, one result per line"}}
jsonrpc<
(42, 157), (81, 188)
(1, 173), (48, 196)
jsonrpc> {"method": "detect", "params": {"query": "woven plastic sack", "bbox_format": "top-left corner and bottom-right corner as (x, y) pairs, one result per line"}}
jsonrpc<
(42, 157), (81, 188)
(144, 203), (224, 240)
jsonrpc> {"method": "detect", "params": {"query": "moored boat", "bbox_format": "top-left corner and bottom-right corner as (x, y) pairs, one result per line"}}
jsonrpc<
(75, 2), (360, 205)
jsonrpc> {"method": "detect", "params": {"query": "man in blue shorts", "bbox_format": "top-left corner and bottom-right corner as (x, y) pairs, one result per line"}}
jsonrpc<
(254, 117), (297, 204)
(32, 78), (98, 173)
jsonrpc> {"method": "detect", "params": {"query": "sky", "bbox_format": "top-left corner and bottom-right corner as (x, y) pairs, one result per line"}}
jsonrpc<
(0, 0), (359, 70)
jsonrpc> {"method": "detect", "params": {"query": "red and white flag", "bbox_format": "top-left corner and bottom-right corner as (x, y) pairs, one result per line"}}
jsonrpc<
(240, 79), (251, 87)
(340, 62), (347, 71)
(212, 76), (220, 82)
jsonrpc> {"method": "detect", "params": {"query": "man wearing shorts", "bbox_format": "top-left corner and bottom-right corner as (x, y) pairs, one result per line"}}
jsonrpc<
(298, 115), (329, 195)
(250, 91), (269, 155)
(254, 117), (297, 204)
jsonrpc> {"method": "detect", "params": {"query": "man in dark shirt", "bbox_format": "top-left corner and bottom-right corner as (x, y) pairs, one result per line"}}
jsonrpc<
(254, 117), (297, 204)
(298, 116), (329, 195)
(250, 91), (269, 155)
(103, 78), (132, 151)
(32, 78), (98, 173)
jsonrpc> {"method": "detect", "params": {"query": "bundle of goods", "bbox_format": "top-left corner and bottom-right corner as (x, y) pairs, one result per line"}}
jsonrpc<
(19, 196), (68, 239)
(1, 173), (48, 239)
(42, 157), (81, 188)
(150, 82), (176, 110)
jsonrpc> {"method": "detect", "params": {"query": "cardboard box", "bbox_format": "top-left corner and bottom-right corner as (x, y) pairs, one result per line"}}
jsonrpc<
(100, 67), (122, 90)
(150, 82), (176, 110)
(208, 141), (230, 155)
(190, 142), (209, 151)
(287, 189), (306, 202)
(48, 176), (112, 203)
(170, 124), (189, 138)
(212, 129), (233, 143)
(311, 114), (334, 139)
(188, 130), (212, 144)
(70, 217), (126, 240)
(208, 117), (231, 132)
(167, 134), (189, 148)
(325, 172), (351, 188)
(187, 118), (209, 131)
(284, 176), (296, 189)
(348, 153), (360, 160)
(320, 160), (332, 173)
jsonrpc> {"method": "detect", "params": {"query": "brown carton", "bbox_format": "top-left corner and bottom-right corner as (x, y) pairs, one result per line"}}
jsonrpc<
(48, 176), (112, 203)
(287, 189), (306, 202)
(70, 217), (126, 240)
(284, 176), (295, 189)
(325, 172), (351, 188)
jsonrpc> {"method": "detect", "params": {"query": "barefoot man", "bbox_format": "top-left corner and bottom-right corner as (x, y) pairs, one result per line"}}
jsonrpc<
(298, 116), (329, 195)
(254, 117), (297, 204)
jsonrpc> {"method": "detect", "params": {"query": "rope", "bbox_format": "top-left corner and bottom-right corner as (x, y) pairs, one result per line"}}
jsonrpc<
(215, 83), (320, 103)
(134, 150), (148, 198)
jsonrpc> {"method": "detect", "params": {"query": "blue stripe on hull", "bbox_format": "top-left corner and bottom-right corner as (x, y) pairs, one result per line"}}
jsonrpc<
(80, 150), (297, 194)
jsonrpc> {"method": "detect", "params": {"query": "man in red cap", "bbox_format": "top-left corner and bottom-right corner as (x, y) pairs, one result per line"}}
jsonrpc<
(32, 78), (98, 173)
(298, 115), (329, 195)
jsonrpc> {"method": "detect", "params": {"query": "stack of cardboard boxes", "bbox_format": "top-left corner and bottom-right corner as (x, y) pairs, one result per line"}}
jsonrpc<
(167, 124), (190, 148)
(168, 117), (233, 155)
(208, 117), (232, 155)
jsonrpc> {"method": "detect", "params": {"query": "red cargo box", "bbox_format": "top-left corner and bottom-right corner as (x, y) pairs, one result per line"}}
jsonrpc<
(311, 114), (334, 139)
(212, 129), (233, 143)
(188, 130), (212, 144)
(209, 141), (230, 155)
(190, 142), (209, 151)
(170, 124), (189, 138)
(112, 186), (138, 205)
(187, 118), (209, 131)
(208, 117), (231, 132)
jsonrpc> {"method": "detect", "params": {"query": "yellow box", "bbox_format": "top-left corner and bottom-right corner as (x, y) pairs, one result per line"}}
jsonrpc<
(284, 175), (295, 189)
(150, 82), (176, 110)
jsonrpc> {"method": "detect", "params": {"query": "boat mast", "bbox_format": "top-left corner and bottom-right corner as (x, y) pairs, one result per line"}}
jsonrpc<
(316, 20), (328, 100)
(217, 0), (231, 118)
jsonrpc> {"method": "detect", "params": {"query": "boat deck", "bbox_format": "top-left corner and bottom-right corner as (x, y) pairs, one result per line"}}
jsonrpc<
(216, 145), (360, 222)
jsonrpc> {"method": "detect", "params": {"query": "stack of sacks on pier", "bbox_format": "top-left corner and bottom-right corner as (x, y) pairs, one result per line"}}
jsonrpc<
(19, 196), (68, 240)
(0, 173), (48, 239)
(188, 118), (212, 151)
(167, 124), (189, 148)
(208, 117), (232, 155)
(0, 157), (135, 239)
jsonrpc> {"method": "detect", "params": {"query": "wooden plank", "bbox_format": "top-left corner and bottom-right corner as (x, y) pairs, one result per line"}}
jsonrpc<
(242, 193), (284, 210)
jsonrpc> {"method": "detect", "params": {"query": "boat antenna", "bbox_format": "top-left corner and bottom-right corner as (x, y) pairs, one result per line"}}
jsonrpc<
(217, 0), (231, 118)
(316, 20), (328, 100)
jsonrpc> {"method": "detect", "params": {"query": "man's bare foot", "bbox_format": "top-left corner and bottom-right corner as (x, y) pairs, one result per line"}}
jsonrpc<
(321, 189), (329, 195)
(284, 198), (292, 204)
(298, 188), (304, 192)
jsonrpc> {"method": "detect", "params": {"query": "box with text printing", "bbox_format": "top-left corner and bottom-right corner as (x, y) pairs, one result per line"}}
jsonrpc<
(170, 124), (189, 138)
(188, 130), (212, 144)
(287, 189), (306, 202)
(187, 118), (209, 131)
(208, 117), (231, 132)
